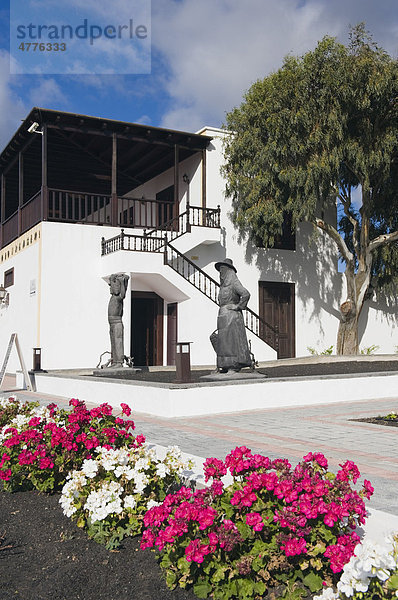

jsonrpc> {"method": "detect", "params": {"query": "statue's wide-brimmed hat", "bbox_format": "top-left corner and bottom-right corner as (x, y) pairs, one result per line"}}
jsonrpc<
(215, 258), (237, 272)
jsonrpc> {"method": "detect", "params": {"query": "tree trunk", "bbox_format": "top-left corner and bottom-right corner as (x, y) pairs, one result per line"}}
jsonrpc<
(337, 300), (358, 355)
(337, 260), (372, 355)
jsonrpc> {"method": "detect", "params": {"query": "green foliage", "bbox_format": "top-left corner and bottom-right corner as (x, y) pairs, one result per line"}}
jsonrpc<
(307, 345), (334, 356)
(383, 412), (397, 421)
(359, 344), (380, 355)
(222, 24), (398, 292)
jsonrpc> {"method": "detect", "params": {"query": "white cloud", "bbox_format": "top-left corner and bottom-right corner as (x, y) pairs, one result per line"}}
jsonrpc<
(151, 0), (398, 131)
(0, 50), (27, 149)
(28, 78), (67, 107)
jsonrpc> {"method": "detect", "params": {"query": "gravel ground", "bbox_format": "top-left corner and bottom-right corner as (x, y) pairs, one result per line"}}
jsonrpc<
(0, 488), (197, 600)
(87, 360), (398, 384)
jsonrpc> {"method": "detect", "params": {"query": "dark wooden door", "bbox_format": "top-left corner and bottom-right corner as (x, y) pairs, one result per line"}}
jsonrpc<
(259, 282), (295, 359)
(167, 303), (178, 366)
(131, 292), (163, 366)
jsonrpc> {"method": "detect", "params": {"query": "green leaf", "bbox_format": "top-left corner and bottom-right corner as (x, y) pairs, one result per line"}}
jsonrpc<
(177, 556), (190, 573)
(235, 578), (254, 598)
(193, 580), (213, 598)
(302, 571), (324, 593)
(166, 571), (177, 589)
(254, 581), (266, 595)
(236, 521), (253, 540)
(387, 574), (398, 591)
(212, 565), (228, 583)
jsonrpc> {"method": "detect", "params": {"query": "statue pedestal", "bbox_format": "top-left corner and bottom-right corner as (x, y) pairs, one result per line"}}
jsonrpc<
(92, 368), (141, 377)
(200, 370), (266, 382)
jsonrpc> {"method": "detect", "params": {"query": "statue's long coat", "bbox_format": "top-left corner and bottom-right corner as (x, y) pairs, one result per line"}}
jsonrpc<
(216, 274), (251, 370)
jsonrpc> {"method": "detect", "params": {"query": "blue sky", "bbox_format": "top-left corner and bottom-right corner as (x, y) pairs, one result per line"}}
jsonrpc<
(0, 0), (397, 151)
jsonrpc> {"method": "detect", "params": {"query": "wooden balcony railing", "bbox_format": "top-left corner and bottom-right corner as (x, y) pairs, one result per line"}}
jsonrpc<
(2, 211), (18, 248)
(48, 189), (112, 224)
(21, 191), (41, 233)
(1, 186), (220, 250)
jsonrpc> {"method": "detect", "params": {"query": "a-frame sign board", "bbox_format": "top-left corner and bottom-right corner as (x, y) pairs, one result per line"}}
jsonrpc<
(0, 334), (33, 392)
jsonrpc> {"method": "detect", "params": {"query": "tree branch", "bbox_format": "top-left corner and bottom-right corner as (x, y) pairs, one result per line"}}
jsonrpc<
(313, 218), (354, 264)
(369, 229), (398, 252)
(337, 191), (361, 259)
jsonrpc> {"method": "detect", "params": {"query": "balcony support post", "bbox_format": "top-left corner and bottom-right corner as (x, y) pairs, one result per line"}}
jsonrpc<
(201, 149), (206, 209)
(173, 144), (180, 228)
(0, 174), (5, 248)
(41, 123), (48, 221)
(18, 152), (23, 236)
(111, 133), (118, 226)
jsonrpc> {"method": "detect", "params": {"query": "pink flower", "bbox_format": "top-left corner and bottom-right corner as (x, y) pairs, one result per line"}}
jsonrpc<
(134, 434), (146, 447)
(281, 537), (307, 556)
(211, 480), (224, 496)
(39, 457), (54, 469)
(197, 507), (217, 530)
(337, 460), (360, 484)
(203, 457), (227, 482)
(185, 539), (208, 563)
(363, 479), (374, 499)
(246, 512), (264, 531)
(120, 403), (132, 416)
(0, 468), (11, 480)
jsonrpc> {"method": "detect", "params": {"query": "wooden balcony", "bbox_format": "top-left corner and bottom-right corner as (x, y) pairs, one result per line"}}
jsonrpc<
(0, 187), (220, 250)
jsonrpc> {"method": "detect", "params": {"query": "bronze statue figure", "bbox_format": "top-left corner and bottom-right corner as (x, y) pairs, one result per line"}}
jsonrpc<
(212, 258), (252, 373)
(108, 273), (129, 368)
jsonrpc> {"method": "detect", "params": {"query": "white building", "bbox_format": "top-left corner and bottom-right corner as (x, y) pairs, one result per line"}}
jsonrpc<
(0, 109), (396, 373)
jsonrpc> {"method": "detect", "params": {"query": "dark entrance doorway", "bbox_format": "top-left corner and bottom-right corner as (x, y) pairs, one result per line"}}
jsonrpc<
(131, 292), (163, 366)
(259, 282), (295, 359)
(167, 303), (178, 366)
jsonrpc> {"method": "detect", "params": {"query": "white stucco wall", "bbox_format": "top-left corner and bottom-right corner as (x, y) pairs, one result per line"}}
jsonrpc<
(0, 225), (41, 373)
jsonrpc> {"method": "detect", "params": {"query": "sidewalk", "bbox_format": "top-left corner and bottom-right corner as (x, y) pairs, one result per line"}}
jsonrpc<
(2, 374), (397, 519)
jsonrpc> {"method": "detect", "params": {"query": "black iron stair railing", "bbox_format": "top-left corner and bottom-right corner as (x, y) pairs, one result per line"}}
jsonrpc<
(101, 229), (279, 352)
(163, 238), (279, 351)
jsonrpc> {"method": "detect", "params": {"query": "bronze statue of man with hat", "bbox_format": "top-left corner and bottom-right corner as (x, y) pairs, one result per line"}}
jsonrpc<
(212, 258), (252, 373)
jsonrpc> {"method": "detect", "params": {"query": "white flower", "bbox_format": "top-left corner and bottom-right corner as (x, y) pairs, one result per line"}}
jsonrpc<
(84, 480), (123, 523)
(146, 499), (160, 510)
(11, 414), (31, 429)
(124, 495), (137, 509)
(156, 462), (167, 478)
(81, 459), (98, 478)
(132, 471), (149, 493)
(0, 396), (16, 408)
(166, 445), (182, 459)
(313, 588), (339, 600)
(59, 471), (88, 517)
(135, 457), (150, 471)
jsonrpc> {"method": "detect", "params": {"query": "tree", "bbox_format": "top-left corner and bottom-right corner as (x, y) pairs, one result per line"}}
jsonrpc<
(222, 25), (398, 355)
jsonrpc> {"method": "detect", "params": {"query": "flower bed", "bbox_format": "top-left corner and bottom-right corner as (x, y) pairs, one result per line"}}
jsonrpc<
(0, 397), (140, 492)
(2, 395), (396, 600)
(352, 411), (398, 428)
(142, 448), (374, 599)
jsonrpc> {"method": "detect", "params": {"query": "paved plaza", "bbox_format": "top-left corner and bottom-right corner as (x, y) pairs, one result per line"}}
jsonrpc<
(2, 374), (397, 516)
